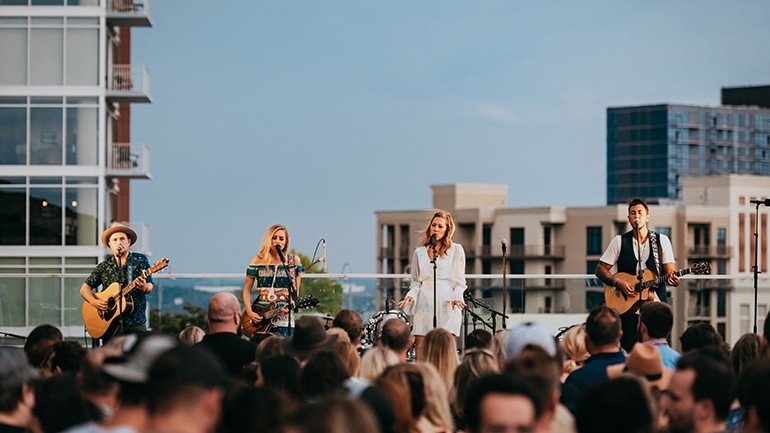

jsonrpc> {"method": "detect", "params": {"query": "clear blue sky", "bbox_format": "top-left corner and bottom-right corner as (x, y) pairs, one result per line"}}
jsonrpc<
(130, 1), (770, 274)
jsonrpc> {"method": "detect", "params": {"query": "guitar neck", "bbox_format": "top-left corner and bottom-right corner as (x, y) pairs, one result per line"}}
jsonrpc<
(643, 267), (692, 289)
(120, 267), (153, 297)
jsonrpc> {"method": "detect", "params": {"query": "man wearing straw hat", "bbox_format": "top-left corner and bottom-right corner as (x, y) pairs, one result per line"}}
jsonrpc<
(80, 223), (153, 338)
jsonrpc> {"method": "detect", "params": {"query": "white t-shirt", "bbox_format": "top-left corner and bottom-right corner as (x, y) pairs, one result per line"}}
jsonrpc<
(599, 232), (675, 274)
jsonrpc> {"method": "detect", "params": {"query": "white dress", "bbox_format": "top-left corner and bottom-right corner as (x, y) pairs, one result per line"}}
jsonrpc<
(403, 243), (467, 336)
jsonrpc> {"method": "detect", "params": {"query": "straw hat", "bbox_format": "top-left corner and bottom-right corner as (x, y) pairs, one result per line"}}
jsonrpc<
(607, 342), (672, 390)
(101, 223), (137, 247)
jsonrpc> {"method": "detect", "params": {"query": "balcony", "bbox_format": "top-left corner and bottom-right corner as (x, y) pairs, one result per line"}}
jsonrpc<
(107, 142), (151, 179)
(687, 245), (732, 259)
(107, 65), (151, 103)
(106, 0), (152, 27)
(509, 244), (566, 260)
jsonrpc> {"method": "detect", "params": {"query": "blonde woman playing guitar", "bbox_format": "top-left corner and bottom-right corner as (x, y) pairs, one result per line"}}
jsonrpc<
(595, 198), (680, 352)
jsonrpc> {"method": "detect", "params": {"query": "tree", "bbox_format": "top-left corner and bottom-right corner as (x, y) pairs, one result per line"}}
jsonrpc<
(294, 251), (344, 316)
(149, 303), (208, 335)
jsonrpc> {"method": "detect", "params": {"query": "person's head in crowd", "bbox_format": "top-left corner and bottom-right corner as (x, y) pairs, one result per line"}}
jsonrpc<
(257, 354), (301, 405)
(463, 373), (540, 433)
(360, 346), (401, 381)
(380, 318), (412, 360)
(505, 345), (562, 433)
(420, 328), (458, 392)
(146, 345), (228, 433)
(378, 364), (427, 433)
(50, 340), (87, 374)
(222, 386), (285, 433)
(23, 324), (62, 377)
(300, 350), (349, 400)
(492, 329), (509, 368)
(576, 375), (656, 433)
(661, 347), (736, 433)
(607, 343), (672, 391)
(638, 301), (674, 341)
(412, 362), (454, 432)
(679, 321), (724, 354)
(33, 373), (102, 433)
(452, 348), (500, 429)
(282, 316), (338, 365)
(504, 322), (558, 361)
(560, 324), (589, 379)
(255, 334), (285, 364)
(178, 325), (205, 345)
(101, 333), (179, 433)
(207, 292), (242, 334)
(77, 347), (121, 418)
(465, 329), (493, 351)
(585, 305), (622, 353)
(0, 347), (39, 430)
(730, 332), (763, 376)
(333, 309), (364, 348)
(331, 334), (360, 378)
(375, 371), (416, 433)
(326, 327), (350, 343)
(284, 397), (381, 433)
(737, 361), (770, 433)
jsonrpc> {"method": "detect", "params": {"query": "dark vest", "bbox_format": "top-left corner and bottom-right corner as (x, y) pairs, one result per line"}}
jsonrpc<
(617, 231), (668, 303)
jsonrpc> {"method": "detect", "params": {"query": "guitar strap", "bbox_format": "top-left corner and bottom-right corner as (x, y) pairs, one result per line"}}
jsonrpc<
(649, 231), (665, 297)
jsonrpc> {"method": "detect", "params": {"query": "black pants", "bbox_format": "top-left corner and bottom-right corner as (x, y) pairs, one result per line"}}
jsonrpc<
(620, 311), (639, 353)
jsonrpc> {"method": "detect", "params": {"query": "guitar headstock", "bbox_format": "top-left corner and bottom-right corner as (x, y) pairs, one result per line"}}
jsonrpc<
(691, 261), (711, 275)
(298, 295), (320, 310)
(150, 258), (170, 273)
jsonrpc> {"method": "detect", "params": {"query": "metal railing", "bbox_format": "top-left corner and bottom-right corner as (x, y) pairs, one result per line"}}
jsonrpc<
(107, 65), (151, 102)
(107, 142), (151, 179)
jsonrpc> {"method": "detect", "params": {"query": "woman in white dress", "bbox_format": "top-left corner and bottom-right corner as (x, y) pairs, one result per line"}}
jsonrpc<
(397, 210), (467, 358)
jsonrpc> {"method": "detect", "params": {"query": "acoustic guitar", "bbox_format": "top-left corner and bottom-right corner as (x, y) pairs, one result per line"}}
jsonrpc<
(82, 258), (169, 339)
(604, 261), (710, 314)
(241, 294), (319, 338)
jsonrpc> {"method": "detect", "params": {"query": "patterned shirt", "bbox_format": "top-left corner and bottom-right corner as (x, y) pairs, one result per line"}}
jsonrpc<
(84, 252), (152, 328)
(245, 256), (302, 328)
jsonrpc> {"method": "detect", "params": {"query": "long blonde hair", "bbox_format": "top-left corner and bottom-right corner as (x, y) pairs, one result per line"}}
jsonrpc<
(413, 362), (454, 431)
(420, 210), (455, 258)
(421, 328), (459, 393)
(256, 224), (290, 264)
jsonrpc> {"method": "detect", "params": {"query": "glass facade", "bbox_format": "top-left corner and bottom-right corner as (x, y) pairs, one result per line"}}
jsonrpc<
(607, 105), (770, 204)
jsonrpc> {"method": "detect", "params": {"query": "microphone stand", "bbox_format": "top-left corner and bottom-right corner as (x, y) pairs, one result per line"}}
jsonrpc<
(115, 249), (126, 337)
(276, 247), (298, 337)
(431, 242), (438, 329)
(501, 241), (507, 329)
(635, 223), (644, 305)
(753, 201), (761, 334)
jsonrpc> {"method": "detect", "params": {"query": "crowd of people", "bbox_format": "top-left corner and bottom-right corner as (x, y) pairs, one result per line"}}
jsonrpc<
(2, 300), (770, 433)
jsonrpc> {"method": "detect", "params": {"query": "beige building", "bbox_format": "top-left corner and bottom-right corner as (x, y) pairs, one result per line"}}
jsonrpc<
(376, 175), (770, 346)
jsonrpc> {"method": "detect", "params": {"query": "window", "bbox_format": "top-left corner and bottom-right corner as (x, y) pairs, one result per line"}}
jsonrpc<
(586, 226), (602, 255)
(0, 97), (99, 166)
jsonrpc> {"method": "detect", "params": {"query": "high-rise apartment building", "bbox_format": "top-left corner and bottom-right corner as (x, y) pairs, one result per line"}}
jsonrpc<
(606, 101), (770, 205)
(0, 0), (151, 338)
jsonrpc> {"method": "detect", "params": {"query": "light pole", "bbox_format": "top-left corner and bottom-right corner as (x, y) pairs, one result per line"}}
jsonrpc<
(341, 263), (353, 309)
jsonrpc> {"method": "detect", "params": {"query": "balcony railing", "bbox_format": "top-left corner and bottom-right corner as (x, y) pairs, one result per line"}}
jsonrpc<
(687, 245), (732, 258)
(106, 0), (151, 27)
(107, 142), (151, 179)
(107, 65), (151, 103)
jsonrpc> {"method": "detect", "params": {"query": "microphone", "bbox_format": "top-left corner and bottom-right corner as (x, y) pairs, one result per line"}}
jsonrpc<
(275, 245), (286, 263)
(633, 219), (641, 227)
(429, 234), (437, 246)
(322, 239), (327, 273)
(501, 239), (507, 254)
(116, 245), (123, 253)
(750, 199), (770, 206)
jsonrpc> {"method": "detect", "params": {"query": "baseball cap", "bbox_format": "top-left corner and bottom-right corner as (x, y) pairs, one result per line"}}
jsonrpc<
(102, 333), (178, 383)
(504, 322), (557, 360)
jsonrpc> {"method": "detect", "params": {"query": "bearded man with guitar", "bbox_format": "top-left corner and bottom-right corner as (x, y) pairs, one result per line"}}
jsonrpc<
(595, 198), (680, 352)
(80, 223), (153, 341)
